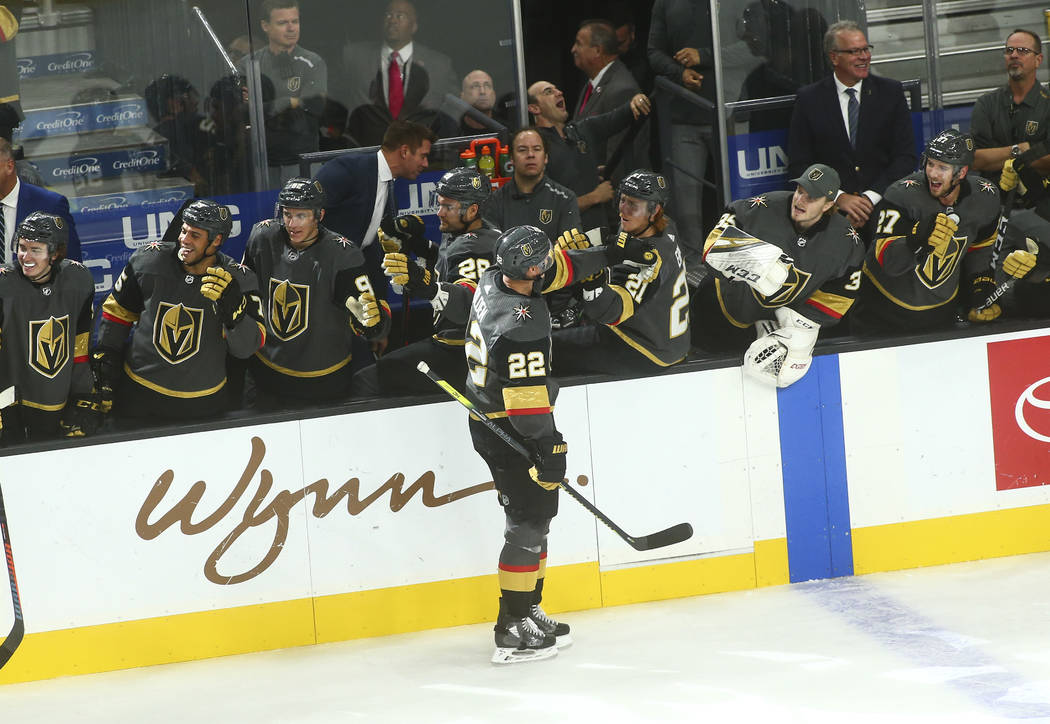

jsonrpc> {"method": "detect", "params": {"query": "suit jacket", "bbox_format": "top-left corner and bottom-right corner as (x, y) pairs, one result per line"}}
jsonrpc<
(788, 73), (916, 199)
(647, 0), (718, 122)
(340, 41), (457, 119)
(15, 181), (81, 262)
(573, 59), (647, 177)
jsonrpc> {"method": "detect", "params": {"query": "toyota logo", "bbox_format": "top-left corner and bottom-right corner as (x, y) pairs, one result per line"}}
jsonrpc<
(1015, 376), (1050, 442)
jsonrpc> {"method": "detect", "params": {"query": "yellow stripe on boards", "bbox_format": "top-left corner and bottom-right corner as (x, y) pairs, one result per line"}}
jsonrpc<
(852, 503), (1050, 574)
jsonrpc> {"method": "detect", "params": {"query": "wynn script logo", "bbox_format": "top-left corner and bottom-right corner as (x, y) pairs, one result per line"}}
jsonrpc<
(135, 436), (493, 585)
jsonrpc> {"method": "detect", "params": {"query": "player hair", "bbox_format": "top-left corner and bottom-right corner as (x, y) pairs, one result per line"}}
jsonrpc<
(381, 120), (437, 152)
(823, 20), (864, 56)
(651, 205), (668, 233)
(511, 126), (548, 155)
(1009, 28), (1043, 52)
(261, 0), (298, 22)
(579, 19), (619, 56)
(0, 137), (11, 162)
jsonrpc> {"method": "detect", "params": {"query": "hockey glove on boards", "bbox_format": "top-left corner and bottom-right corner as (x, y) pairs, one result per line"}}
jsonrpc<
(200, 266), (246, 328)
(91, 347), (122, 414)
(968, 274), (1001, 322)
(60, 394), (102, 437)
(528, 432), (568, 491)
(381, 252), (438, 299)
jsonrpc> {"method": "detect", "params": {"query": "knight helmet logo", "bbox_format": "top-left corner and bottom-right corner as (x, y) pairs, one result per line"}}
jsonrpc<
(808, 168), (823, 181)
(153, 303), (203, 364)
(269, 278), (310, 341)
(29, 315), (70, 378)
(539, 209), (552, 224)
(471, 176), (481, 189)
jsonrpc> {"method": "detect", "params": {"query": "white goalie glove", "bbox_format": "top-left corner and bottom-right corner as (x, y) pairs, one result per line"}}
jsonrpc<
(743, 307), (820, 388)
(704, 225), (791, 296)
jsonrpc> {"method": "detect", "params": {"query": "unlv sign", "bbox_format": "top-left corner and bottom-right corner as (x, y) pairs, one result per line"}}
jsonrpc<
(987, 336), (1050, 490)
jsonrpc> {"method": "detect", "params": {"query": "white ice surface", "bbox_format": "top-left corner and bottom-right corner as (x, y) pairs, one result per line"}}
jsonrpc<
(5, 552), (1050, 723)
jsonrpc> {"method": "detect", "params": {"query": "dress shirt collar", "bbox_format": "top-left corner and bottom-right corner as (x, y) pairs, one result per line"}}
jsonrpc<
(834, 74), (863, 97)
(377, 148), (393, 183)
(382, 42), (413, 64)
(1, 177), (19, 208)
(590, 60), (615, 88)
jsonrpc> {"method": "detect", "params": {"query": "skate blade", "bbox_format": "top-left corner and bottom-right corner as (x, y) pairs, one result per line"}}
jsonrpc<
(554, 633), (573, 649)
(491, 645), (559, 665)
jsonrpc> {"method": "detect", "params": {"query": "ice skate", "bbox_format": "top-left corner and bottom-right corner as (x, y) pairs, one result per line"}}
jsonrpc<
(528, 604), (572, 648)
(491, 613), (558, 664)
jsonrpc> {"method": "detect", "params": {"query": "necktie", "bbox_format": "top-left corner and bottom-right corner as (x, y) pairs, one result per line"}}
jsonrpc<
(388, 51), (404, 119)
(385, 179), (397, 217)
(0, 205), (7, 266)
(579, 82), (594, 113)
(846, 87), (859, 148)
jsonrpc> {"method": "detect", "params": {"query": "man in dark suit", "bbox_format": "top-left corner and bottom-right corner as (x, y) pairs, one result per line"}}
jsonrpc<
(570, 19), (647, 180)
(0, 138), (80, 263)
(788, 20), (916, 238)
(313, 120), (436, 353)
(341, 0), (457, 146)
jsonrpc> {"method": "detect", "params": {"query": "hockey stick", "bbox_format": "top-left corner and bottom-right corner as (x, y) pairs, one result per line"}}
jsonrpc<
(976, 185), (1019, 312)
(416, 361), (693, 551)
(0, 387), (24, 670)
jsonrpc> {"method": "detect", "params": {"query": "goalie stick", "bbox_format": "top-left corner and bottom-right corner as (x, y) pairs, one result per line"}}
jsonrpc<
(0, 386), (24, 670)
(416, 362), (693, 551)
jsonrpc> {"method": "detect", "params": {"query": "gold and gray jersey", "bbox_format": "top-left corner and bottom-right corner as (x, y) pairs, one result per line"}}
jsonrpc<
(482, 175), (581, 240)
(465, 267), (557, 442)
(709, 191), (865, 327)
(0, 261), (94, 411)
(581, 228), (692, 366)
(98, 243), (265, 399)
(867, 172), (1000, 310)
(243, 219), (382, 377)
(431, 225), (501, 346)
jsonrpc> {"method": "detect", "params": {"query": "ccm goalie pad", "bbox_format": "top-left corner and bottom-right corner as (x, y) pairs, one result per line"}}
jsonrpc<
(743, 307), (820, 388)
(704, 225), (791, 296)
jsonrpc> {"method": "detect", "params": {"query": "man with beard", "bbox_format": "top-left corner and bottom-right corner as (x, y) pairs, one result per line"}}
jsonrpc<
(851, 129), (1002, 334)
(970, 29), (1050, 186)
(692, 163), (864, 388)
(93, 200), (265, 423)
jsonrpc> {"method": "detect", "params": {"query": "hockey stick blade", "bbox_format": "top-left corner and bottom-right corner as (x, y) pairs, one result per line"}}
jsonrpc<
(0, 484), (25, 670)
(417, 361), (694, 552)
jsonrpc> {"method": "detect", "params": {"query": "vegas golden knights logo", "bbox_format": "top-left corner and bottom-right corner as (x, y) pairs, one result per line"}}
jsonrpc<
(153, 303), (203, 364)
(28, 315), (69, 378)
(918, 237), (962, 289)
(1027, 120), (1040, 136)
(269, 279), (310, 341)
(539, 209), (553, 225)
(287, 76), (301, 93)
(753, 265), (812, 307)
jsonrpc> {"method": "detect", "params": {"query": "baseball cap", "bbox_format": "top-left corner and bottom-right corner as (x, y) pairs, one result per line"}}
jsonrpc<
(791, 164), (840, 201)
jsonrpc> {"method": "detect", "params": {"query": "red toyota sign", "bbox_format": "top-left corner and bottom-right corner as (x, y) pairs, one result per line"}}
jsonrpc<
(988, 336), (1050, 490)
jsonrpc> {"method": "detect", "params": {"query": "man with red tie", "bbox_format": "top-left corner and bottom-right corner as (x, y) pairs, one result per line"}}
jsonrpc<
(570, 19), (646, 181)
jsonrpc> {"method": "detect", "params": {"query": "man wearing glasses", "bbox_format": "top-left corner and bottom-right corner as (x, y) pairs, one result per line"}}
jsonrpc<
(970, 29), (1050, 186)
(788, 20), (916, 241)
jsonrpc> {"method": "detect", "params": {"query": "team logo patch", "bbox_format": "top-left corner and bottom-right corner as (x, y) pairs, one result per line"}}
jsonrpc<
(918, 237), (962, 289)
(287, 76), (301, 93)
(313, 180), (323, 194)
(28, 315), (69, 378)
(747, 195), (768, 208)
(513, 303), (532, 321)
(753, 265), (811, 307)
(539, 209), (553, 225)
(269, 278), (310, 341)
(900, 178), (919, 187)
(153, 302), (203, 364)
(657, 175), (667, 188)
(521, 242), (533, 256)
(847, 227), (861, 244)
(471, 176), (482, 189)
(808, 168), (824, 181)
(980, 180), (997, 194)
(54, 217), (63, 229)
(1027, 120), (1040, 136)
(966, 137), (974, 151)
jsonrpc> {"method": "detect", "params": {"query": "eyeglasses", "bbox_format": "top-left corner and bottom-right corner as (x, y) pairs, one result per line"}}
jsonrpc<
(1004, 46), (1039, 56)
(833, 45), (874, 57)
(436, 202), (462, 213)
(384, 11), (410, 21)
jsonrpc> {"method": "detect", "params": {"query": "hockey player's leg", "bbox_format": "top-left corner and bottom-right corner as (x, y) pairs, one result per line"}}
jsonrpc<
(528, 545), (572, 648)
(492, 511), (557, 664)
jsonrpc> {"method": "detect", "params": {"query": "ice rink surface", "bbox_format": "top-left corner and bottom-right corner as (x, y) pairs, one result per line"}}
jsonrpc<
(4, 552), (1050, 723)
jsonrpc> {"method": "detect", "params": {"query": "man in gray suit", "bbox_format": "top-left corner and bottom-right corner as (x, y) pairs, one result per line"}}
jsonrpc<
(570, 19), (648, 180)
(340, 0), (458, 145)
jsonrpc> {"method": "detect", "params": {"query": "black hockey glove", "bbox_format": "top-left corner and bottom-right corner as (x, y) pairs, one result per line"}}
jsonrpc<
(60, 394), (102, 438)
(91, 347), (122, 414)
(604, 231), (658, 266)
(379, 214), (436, 262)
(200, 266), (247, 328)
(381, 252), (438, 299)
(528, 432), (568, 491)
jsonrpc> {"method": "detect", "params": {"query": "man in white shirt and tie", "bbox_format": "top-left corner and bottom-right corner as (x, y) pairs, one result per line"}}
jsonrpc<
(788, 21), (917, 241)
(0, 138), (81, 263)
